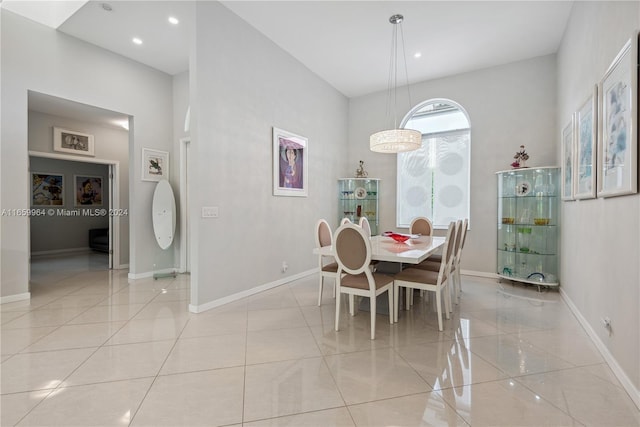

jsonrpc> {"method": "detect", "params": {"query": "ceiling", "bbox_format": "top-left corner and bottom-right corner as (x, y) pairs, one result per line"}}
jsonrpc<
(5, 1), (574, 116)
(220, 1), (574, 98)
(28, 91), (130, 130)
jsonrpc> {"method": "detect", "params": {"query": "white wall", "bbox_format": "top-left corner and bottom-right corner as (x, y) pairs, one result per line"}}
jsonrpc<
(188, 2), (348, 308)
(348, 55), (558, 274)
(0, 10), (173, 299)
(172, 70), (190, 269)
(28, 110), (129, 260)
(557, 1), (639, 403)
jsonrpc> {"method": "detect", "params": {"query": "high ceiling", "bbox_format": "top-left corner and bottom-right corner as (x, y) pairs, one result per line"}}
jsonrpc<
(4, 0), (574, 99)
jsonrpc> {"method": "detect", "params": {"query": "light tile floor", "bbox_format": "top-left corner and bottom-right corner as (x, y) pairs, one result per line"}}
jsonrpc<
(1, 254), (639, 426)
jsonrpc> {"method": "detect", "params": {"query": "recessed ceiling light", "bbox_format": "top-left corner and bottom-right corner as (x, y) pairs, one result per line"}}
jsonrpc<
(414, 52), (422, 59)
(168, 16), (179, 25)
(132, 37), (143, 45)
(101, 3), (112, 12)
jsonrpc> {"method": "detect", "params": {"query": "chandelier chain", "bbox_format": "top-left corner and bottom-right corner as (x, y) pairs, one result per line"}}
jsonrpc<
(370, 13), (421, 153)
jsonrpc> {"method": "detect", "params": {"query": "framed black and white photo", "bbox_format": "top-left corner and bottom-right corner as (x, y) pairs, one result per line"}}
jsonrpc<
(142, 148), (169, 182)
(597, 35), (638, 198)
(53, 127), (94, 156)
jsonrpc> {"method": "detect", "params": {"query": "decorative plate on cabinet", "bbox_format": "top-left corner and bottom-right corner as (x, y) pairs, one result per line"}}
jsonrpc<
(354, 187), (367, 199)
(516, 180), (531, 196)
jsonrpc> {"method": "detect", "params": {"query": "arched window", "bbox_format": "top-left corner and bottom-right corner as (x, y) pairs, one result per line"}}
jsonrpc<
(397, 99), (471, 229)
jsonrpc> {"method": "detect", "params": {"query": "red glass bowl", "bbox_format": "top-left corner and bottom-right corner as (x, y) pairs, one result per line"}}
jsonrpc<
(383, 232), (410, 243)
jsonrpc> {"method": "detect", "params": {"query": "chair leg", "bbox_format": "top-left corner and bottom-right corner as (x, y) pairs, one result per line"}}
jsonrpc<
(450, 270), (458, 305)
(405, 287), (411, 311)
(444, 284), (452, 319)
(387, 288), (393, 324)
(335, 289), (341, 332)
(370, 295), (376, 340)
(435, 288), (443, 331)
(393, 283), (400, 323)
(349, 294), (355, 316)
(318, 275), (324, 306)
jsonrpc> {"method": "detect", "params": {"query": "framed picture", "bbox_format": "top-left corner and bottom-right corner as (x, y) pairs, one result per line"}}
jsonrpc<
(74, 175), (103, 207)
(32, 172), (64, 206)
(142, 148), (169, 182)
(597, 35), (638, 198)
(575, 86), (597, 200)
(561, 116), (575, 201)
(273, 127), (308, 197)
(53, 127), (94, 156)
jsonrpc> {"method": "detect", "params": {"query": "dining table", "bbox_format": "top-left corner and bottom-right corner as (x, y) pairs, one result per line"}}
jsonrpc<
(313, 234), (446, 316)
(313, 234), (446, 265)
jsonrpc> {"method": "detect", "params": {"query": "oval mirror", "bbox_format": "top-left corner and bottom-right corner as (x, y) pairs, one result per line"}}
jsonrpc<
(152, 179), (176, 250)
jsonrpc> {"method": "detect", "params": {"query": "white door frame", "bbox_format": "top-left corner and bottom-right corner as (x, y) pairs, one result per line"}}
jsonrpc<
(28, 150), (122, 269)
(179, 137), (190, 273)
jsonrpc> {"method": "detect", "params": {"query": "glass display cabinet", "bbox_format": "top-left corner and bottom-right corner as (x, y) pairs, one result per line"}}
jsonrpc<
(496, 167), (559, 287)
(338, 178), (380, 235)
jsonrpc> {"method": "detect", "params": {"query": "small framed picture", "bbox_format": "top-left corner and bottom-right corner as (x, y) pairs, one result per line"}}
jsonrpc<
(32, 172), (64, 206)
(597, 35), (638, 198)
(74, 175), (103, 207)
(142, 148), (169, 182)
(53, 127), (95, 156)
(273, 127), (308, 197)
(575, 86), (597, 200)
(561, 116), (575, 201)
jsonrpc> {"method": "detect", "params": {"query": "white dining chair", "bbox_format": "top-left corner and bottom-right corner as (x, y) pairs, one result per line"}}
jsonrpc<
(407, 216), (435, 304)
(417, 219), (466, 303)
(453, 218), (469, 301)
(358, 216), (379, 272)
(394, 221), (456, 331)
(315, 219), (339, 306)
(358, 216), (373, 237)
(410, 216), (433, 236)
(333, 222), (394, 340)
(340, 217), (352, 225)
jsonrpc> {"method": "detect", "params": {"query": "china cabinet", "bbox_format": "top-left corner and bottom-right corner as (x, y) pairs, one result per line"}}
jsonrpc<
(338, 178), (380, 235)
(496, 167), (559, 287)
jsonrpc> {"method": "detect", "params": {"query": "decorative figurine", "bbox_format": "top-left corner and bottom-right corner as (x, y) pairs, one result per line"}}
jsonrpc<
(512, 145), (530, 168)
(355, 160), (368, 178)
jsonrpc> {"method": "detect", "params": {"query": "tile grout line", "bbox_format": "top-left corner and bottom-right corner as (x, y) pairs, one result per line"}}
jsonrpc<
(127, 301), (191, 426)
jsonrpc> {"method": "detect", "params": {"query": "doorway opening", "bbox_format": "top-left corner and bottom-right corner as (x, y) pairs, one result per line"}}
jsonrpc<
(27, 91), (130, 292)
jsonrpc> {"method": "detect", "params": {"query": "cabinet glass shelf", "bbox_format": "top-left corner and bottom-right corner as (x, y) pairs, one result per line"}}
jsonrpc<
(338, 178), (379, 235)
(496, 167), (559, 287)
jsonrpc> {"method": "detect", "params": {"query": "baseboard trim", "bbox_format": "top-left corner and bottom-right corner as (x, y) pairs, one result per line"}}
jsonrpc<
(1, 292), (31, 304)
(189, 268), (316, 313)
(461, 269), (498, 279)
(560, 288), (640, 410)
(31, 247), (91, 257)
(128, 268), (177, 280)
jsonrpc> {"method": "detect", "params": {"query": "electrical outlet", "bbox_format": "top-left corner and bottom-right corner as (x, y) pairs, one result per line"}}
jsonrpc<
(281, 261), (288, 272)
(202, 207), (219, 218)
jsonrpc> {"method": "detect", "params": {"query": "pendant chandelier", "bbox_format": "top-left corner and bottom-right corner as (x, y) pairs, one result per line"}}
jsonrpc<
(370, 14), (421, 153)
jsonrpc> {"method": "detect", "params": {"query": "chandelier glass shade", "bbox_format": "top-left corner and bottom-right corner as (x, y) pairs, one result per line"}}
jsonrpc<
(370, 128), (421, 153)
(369, 14), (421, 154)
